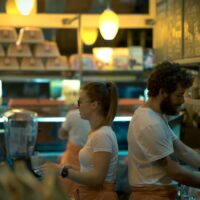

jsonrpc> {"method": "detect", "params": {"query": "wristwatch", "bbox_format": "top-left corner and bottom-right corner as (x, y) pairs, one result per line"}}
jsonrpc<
(61, 166), (69, 178)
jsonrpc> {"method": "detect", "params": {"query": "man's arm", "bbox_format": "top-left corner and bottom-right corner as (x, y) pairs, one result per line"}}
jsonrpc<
(173, 139), (200, 168)
(160, 156), (200, 188)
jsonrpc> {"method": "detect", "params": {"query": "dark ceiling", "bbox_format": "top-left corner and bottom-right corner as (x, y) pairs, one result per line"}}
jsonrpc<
(37, 0), (149, 14)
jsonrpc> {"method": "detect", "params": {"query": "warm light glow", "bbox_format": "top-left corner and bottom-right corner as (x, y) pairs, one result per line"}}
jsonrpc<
(6, 0), (19, 14)
(99, 8), (119, 40)
(81, 27), (98, 45)
(15, 0), (36, 15)
(62, 80), (80, 91)
(93, 48), (113, 63)
(62, 80), (80, 105)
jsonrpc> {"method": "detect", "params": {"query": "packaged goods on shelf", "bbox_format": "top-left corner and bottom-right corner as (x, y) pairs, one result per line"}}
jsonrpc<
(0, 27), (17, 43)
(34, 41), (60, 58)
(93, 47), (152, 71)
(7, 43), (32, 57)
(21, 57), (44, 70)
(129, 46), (144, 71)
(0, 57), (19, 70)
(112, 48), (130, 70)
(18, 27), (45, 44)
(143, 48), (154, 69)
(46, 56), (68, 70)
(69, 54), (96, 70)
(93, 47), (113, 70)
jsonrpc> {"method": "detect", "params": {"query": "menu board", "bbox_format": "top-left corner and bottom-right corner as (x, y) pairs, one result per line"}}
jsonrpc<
(184, 0), (200, 58)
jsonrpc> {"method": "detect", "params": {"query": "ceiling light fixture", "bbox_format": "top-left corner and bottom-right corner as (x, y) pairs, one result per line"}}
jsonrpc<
(15, 0), (36, 15)
(81, 27), (98, 45)
(99, 8), (119, 40)
(6, 0), (19, 14)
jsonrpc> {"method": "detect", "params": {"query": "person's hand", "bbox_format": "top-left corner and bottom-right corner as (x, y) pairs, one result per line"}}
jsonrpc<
(40, 162), (62, 176)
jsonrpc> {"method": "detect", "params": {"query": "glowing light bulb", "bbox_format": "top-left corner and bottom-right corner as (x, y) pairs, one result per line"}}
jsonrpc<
(15, 0), (36, 15)
(93, 48), (113, 63)
(81, 27), (98, 45)
(6, 0), (20, 14)
(99, 8), (119, 40)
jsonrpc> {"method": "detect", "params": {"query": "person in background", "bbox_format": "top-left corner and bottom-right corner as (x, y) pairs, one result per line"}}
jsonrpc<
(128, 61), (200, 200)
(58, 109), (90, 198)
(42, 81), (119, 200)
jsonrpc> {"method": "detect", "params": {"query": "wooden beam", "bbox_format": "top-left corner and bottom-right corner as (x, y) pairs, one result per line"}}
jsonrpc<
(81, 14), (155, 29)
(0, 13), (155, 29)
(0, 14), (79, 28)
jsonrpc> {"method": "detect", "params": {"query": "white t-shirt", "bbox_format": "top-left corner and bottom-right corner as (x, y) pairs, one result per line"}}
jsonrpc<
(128, 107), (178, 186)
(61, 109), (90, 147)
(79, 126), (119, 182)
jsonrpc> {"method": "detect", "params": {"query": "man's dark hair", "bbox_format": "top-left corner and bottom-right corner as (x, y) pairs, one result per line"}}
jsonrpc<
(147, 61), (193, 97)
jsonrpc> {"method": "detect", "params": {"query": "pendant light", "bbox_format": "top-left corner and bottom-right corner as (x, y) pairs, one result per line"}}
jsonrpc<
(81, 27), (98, 46)
(15, 0), (36, 15)
(6, 0), (20, 14)
(99, 8), (119, 40)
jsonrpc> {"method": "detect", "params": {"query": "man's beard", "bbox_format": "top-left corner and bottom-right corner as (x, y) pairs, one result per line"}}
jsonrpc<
(160, 96), (181, 115)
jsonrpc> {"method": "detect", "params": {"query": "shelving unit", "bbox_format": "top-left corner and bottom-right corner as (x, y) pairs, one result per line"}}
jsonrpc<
(0, 69), (79, 81)
(0, 68), (151, 82)
(82, 69), (151, 82)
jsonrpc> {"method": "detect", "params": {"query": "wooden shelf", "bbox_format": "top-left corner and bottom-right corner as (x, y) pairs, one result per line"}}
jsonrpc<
(0, 69), (80, 80)
(0, 69), (151, 82)
(82, 69), (151, 82)
(0, 12), (155, 29)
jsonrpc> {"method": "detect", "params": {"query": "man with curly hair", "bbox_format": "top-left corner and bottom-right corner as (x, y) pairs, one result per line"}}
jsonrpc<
(128, 61), (200, 200)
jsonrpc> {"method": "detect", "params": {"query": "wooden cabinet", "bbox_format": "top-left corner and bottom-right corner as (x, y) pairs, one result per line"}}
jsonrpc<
(155, 0), (200, 67)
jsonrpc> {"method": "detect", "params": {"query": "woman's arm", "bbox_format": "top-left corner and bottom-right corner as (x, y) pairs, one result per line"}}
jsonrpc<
(67, 151), (111, 186)
(42, 151), (111, 187)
